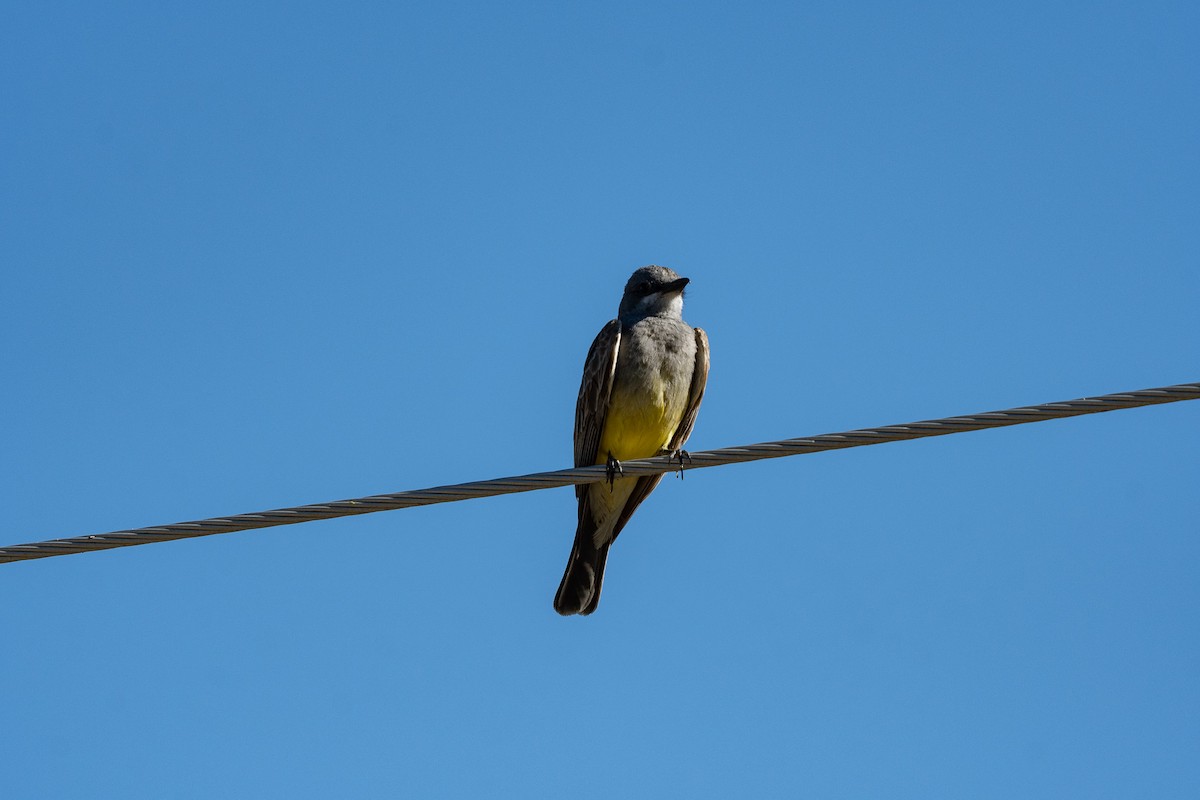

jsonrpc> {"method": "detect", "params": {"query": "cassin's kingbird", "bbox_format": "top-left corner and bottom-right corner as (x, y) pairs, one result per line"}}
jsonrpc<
(554, 265), (710, 615)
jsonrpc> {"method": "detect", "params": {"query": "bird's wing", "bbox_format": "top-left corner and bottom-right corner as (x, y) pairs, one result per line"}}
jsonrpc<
(667, 326), (710, 451)
(609, 326), (710, 543)
(574, 319), (622, 477)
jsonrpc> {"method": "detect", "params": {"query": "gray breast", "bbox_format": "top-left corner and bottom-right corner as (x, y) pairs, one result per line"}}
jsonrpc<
(616, 317), (697, 393)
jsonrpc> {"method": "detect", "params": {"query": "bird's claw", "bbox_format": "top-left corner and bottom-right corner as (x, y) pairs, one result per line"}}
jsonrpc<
(660, 448), (692, 479)
(605, 453), (624, 489)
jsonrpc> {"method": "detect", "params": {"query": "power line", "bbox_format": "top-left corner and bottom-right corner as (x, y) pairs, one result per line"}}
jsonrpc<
(2, 381), (1196, 565)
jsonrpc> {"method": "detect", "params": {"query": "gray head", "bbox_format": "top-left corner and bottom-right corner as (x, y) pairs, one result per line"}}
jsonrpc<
(618, 265), (690, 321)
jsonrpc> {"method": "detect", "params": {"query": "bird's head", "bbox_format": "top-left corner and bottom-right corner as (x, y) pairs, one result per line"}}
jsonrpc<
(618, 265), (690, 322)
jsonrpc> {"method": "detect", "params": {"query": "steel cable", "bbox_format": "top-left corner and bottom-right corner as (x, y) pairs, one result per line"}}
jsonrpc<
(2, 381), (1195, 564)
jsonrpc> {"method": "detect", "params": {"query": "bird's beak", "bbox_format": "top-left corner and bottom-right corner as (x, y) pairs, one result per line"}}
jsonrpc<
(662, 277), (690, 294)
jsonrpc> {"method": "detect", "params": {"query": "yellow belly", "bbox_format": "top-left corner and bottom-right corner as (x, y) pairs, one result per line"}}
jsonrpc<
(596, 381), (684, 464)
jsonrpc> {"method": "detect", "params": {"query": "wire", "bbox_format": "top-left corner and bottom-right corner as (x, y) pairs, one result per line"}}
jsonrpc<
(2, 382), (1196, 565)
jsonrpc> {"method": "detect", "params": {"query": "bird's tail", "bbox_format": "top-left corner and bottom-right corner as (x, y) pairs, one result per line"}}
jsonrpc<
(553, 530), (610, 616)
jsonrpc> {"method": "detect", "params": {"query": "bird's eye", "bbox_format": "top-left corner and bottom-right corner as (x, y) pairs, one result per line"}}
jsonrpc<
(638, 281), (653, 293)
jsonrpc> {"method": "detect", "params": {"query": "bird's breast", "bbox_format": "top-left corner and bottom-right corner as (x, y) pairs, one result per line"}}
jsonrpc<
(596, 320), (696, 464)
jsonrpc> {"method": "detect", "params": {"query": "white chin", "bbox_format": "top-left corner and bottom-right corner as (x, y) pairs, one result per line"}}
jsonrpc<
(638, 292), (684, 316)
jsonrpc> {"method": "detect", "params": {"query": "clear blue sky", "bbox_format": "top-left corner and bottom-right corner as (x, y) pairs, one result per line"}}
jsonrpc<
(3, 2), (1197, 797)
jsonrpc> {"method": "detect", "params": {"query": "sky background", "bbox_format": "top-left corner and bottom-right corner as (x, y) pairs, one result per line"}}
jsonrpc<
(2, 2), (1198, 797)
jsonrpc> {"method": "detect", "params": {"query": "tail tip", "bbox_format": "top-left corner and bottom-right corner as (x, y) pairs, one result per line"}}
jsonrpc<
(554, 561), (596, 616)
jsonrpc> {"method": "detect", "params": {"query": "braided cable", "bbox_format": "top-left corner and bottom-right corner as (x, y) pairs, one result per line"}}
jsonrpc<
(2, 382), (1195, 564)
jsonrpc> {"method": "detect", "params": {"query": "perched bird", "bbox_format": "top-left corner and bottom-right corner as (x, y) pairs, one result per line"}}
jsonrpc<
(554, 266), (710, 615)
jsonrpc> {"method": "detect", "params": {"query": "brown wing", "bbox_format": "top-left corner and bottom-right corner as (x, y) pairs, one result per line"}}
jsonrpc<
(609, 325), (710, 542)
(573, 319), (622, 482)
(668, 326), (710, 451)
(561, 320), (622, 616)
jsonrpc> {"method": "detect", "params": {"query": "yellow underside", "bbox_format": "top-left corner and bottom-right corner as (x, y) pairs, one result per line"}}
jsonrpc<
(596, 382), (684, 464)
(588, 380), (685, 544)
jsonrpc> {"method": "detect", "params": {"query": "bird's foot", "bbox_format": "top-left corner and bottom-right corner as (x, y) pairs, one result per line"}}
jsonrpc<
(605, 453), (624, 489)
(659, 448), (692, 479)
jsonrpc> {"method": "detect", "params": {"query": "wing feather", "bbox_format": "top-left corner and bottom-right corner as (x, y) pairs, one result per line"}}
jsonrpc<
(668, 327), (710, 451)
(573, 319), (622, 476)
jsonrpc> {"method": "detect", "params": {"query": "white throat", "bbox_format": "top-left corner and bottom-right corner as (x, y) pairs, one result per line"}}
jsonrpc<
(636, 291), (684, 318)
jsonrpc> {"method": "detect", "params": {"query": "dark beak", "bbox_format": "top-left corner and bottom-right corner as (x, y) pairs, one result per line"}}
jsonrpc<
(662, 277), (690, 294)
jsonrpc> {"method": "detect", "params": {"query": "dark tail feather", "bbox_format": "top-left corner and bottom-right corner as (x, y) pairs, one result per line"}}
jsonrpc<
(553, 533), (610, 616)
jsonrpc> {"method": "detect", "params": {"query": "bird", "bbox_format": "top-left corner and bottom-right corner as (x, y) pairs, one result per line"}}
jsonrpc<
(554, 265), (710, 615)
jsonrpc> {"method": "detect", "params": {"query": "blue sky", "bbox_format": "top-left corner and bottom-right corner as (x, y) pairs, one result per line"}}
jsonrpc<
(3, 2), (1197, 797)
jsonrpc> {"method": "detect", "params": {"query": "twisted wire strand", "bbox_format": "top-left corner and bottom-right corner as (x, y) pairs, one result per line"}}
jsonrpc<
(2, 382), (1196, 565)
